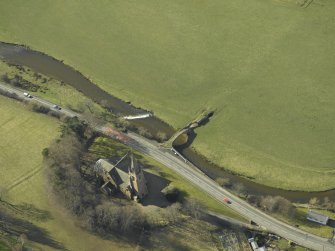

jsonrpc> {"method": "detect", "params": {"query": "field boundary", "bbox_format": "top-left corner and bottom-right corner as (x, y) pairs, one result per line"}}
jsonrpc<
(6, 165), (43, 192)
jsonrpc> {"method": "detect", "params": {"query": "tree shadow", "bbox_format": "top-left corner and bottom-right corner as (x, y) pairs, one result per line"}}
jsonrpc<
(0, 210), (65, 250)
(327, 218), (335, 228)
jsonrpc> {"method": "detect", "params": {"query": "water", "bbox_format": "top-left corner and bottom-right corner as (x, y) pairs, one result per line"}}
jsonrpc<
(176, 145), (335, 203)
(0, 42), (174, 138)
(1, 41), (334, 203)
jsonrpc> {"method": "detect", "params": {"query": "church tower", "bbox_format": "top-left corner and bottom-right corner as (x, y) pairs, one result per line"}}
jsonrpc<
(129, 153), (148, 201)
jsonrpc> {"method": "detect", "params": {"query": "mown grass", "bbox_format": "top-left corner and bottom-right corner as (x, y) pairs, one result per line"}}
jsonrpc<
(0, 96), (134, 250)
(0, 95), (59, 189)
(89, 136), (244, 221)
(1, 1), (335, 191)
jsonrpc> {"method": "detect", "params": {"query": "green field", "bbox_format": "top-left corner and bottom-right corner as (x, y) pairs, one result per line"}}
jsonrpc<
(0, 96), (242, 249)
(0, 96), (134, 250)
(1, 0), (335, 190)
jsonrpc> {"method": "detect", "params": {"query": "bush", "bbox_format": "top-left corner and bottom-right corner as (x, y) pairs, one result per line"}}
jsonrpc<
(27, 102), (50, 114)
(183, 199), (204, 219)
(215, 177), (232, 188)
(232, 183), (246, 197)
(138, 127), (153, 139)
(162, 185), (180, 203)
(48, 110), (61, 119)
(164, 203), (182, 223)
(156, 131), (168, 142)
(1, 73), (10, 83)
(0, 89), (22, 101)
(259, 196), (295, 217)
(60, 116), (90, 139)
(114, 117), (131, 131)
(42, 148), (49, 157)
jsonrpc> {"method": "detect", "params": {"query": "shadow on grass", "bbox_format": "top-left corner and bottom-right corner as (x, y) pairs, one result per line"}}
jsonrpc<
(141, 171), (170, 208)
(0, 209), (65, 250)
(327, 219), (335, 228)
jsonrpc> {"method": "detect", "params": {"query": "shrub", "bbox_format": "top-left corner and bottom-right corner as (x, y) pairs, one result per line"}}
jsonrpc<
(156, 131), (168, 142)
(0, 89), (22, 101)
(162, 185), (180, 203)
(216, 177), (232, 188)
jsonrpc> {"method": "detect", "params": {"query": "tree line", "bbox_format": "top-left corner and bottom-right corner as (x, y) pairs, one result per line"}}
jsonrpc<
(43, 117), (202, 240)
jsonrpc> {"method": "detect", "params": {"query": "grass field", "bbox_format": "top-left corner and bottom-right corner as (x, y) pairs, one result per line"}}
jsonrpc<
(0, 96), (242, 249)
(0, 96), (134, 250)
(1, 0), (335, 190)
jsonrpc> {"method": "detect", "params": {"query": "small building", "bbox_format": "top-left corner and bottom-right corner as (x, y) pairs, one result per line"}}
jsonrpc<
(248, 238), (267, 251)
(94, 152), (148, 201)
(306, 210), (329, 225)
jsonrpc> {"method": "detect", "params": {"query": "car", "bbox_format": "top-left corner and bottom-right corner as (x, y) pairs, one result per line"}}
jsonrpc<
(223, 197), (232, 204)
(53, 105), (61, 110)
(23, 92), (33, 98)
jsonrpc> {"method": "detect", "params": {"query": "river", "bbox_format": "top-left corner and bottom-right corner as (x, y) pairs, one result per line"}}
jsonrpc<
(1, 41), (334, 203)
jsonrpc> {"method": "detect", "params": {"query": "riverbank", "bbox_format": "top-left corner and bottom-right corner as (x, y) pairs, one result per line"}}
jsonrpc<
(2, 42), (335, 202)
(1, 0), (335, 192)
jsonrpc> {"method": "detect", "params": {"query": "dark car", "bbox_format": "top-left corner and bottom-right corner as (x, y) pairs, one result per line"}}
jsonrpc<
(53, 105), (61, 110)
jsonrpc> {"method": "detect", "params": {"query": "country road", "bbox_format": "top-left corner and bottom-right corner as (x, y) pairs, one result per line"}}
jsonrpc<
(1, 82), (334, 251)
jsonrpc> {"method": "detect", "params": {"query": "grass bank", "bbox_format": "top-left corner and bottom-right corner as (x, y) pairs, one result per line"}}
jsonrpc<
(274, 207), (335, 238)
(1, 0), (335, 190)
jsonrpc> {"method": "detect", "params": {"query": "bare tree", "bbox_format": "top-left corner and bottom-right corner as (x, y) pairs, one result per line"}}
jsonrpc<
(18, 233), (28, 249)
(309, 197), (320, 207)
(184, 199), (204, 219)
(82, 111), (103, 128)
(322, 197), (332, 209)
(259, 196), (295, 218)
(216, 177), (232, 188)
(138, 127), (152, 139)
(260, 196), (277, 212)
(156, 131), (168, 142)
(165, 203), (182, 223)
(232, 183), (246, 196)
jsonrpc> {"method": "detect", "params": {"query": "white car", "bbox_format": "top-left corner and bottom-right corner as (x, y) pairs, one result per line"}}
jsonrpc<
(23, 92), (33, 98)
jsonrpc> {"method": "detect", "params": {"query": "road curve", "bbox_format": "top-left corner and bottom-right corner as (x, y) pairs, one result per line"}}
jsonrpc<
(1, 82), (334, 251)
